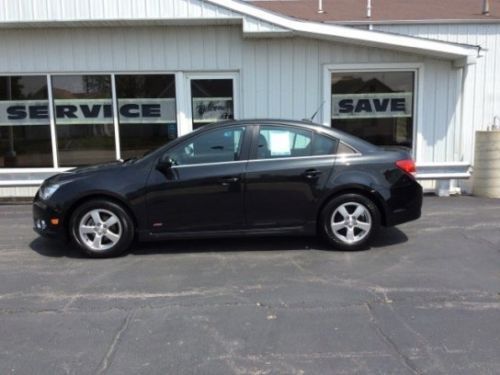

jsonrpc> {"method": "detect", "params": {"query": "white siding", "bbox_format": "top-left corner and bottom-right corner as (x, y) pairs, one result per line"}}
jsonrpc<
(0, 24), (466, 194)
(0, 25), (458, 161)
(376, 23), (500, 164)
(0, 0), (289, 35)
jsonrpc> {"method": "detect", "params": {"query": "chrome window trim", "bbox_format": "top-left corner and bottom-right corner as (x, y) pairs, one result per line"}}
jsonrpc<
(171, 160), (248, 169)
(170, 152), (362, 168)
(248, 153), (361, 163)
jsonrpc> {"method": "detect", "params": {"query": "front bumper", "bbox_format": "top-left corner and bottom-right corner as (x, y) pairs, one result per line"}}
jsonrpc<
(32, 198), (65, 239)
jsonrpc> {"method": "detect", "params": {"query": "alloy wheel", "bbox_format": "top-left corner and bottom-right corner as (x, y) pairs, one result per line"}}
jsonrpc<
(78, 209), (122, 251)
(330, 202), (372, 244)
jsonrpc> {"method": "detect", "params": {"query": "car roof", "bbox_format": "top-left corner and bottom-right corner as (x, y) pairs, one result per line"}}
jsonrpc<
(205, 119), (379, 153)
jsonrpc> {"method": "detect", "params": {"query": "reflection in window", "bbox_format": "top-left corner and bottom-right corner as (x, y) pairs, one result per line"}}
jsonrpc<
(257, 126), (312, 159)
(52, 75), (115, 167)
(331, 71), (414, 150)
(191, 79), (233, 130)
(0, 76), (52, 167)
(257, 126), (338, 159)
(116, 75), (177, 160)
(170, 127), (245, 165)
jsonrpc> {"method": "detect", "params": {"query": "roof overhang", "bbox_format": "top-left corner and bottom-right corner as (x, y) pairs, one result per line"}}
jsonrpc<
(208, 0), (479, 65)
(0, 0), (479, 65)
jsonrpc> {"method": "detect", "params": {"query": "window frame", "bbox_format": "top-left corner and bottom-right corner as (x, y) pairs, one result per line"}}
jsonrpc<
(0, 74), (54, 169)
(0, 71), (181, 181)
(322, 63), (424, 160)
(183, 72), (240, 135)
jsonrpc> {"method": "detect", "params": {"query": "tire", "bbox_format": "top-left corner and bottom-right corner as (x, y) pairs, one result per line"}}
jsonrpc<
(69, 199), (134, 258)
(320, 193), (380, 251)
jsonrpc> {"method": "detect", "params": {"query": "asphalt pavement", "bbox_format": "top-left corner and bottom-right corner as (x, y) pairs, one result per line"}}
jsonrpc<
(0, 196), (499, 374)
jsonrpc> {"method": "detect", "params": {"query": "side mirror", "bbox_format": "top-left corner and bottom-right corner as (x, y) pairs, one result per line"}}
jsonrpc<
(157, 155), (174, 171)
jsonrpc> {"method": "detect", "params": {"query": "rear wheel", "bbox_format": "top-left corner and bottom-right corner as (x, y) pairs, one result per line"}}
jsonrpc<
(320, 193), (380, 251)
(69, 199), (134, 257)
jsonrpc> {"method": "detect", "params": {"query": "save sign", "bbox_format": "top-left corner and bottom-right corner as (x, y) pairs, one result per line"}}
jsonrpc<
(332, 92), (413, 119)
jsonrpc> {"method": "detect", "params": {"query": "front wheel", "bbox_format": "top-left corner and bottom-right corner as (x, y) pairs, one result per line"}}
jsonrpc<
(320, 193), (380, 251)
(69, 199), (134, 258)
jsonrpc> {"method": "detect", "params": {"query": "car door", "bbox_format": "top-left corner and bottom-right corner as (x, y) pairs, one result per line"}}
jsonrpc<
(145, 125), (250, 233)
(245, 124), (338, 229)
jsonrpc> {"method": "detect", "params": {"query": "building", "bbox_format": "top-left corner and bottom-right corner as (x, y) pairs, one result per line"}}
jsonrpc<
(0, 0), (498, 197)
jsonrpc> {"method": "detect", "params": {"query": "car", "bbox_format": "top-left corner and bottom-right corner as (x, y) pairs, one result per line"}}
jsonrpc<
(33, 119), (423, 257)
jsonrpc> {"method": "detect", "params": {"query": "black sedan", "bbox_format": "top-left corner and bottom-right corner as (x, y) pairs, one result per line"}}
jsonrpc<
(33, 120), (422, 257)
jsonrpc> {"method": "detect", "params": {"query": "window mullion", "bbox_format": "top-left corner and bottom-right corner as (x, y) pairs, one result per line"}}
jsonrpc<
(111, 74), (121, 161)
(46, 75), (59, 168)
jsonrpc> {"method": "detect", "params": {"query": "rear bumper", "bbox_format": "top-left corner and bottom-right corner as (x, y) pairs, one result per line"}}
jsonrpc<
(32, 198), (65, 239)
(385, 182), (423, 227)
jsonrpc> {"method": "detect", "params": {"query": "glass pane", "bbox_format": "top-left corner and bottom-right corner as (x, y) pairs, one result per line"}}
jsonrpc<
(170, 126), (245, 165)
(337, 142), (357, 155)
(258, 126), (313, 159)
(313, 134), (338, 155)
(116, 75), (177, 160)
(191, 79), (233, 130)
(0, 76), (53, 168)
(52, 75), (115, 167)
(331, 71), (414, 150)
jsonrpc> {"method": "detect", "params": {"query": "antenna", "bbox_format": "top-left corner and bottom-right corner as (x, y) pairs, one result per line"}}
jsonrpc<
(303, 101), (326, 123)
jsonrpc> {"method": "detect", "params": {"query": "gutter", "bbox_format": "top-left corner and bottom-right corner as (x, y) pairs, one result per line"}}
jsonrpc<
(209, 0), (479, 63)
(325, 19), (500, 26)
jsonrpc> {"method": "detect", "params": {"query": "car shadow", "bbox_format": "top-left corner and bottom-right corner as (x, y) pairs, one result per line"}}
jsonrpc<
(29, 226), (408, 258)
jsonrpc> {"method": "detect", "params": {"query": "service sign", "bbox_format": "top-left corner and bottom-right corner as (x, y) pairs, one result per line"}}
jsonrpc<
(192, 97), (233, 123)
(332, 92), (413, 119)
(0, 98), (176, 126)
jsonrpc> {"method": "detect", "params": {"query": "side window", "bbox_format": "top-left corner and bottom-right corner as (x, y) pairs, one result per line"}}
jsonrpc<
(337, 142), (357, 155)
(257, 126), (313, 159)
(313, 134), (339, 156)
(169, 126), (245, 165)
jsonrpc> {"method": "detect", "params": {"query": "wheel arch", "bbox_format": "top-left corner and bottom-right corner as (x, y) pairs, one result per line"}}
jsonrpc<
(63, 193), (138, 237)
(317, 185), (389, 227)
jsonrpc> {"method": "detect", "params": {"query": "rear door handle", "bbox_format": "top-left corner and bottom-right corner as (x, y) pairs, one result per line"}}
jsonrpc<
(303, 169), (322, 179)
(219, 176), (240, 186)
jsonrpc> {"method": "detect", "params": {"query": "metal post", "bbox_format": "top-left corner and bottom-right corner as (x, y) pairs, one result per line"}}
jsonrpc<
(111, 74), (121, 161)
(47, 75), (59, 168)
(318, 0), (324, 14)
(482, 0), (490, 16)
(367, 0), (373, 30)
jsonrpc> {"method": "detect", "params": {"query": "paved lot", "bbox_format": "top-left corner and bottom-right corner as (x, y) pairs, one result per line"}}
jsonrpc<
(0, 197), (499, 374)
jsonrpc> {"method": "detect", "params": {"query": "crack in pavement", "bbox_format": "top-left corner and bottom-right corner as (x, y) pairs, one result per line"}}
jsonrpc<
(365, 303), (421, 375)
(96, 311), (134, 375)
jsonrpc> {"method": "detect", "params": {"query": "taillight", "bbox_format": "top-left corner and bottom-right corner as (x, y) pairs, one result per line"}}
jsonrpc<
(396, 159), (416, 178)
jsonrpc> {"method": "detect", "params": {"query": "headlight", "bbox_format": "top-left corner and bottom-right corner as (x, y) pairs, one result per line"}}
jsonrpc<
(38, 183), (62, 200)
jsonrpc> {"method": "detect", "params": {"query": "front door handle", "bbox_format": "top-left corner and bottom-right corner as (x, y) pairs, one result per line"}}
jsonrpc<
(303, 169), (322, 179)
(219, 176), (240, 186)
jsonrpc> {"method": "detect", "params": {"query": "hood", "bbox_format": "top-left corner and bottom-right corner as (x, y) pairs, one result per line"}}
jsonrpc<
(46, 161), (126, 184)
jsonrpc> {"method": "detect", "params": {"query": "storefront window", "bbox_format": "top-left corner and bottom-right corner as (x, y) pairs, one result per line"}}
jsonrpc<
(52, 75), (115, 167)
(191, 79), (233, 130)
(116, 75), (177, 160)
(331, 71), (414, 150)
(0, 76), (52, 168)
